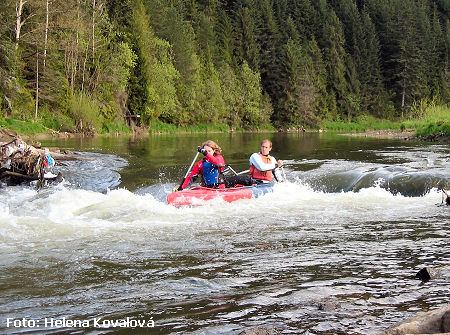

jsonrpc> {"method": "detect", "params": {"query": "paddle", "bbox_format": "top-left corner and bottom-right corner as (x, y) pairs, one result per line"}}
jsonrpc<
(235, 164), (286, 178)
(224, 165), (239, 176)
(175, 151), (200, 191)
(272, 164), (287, 183)
(280, 166), (287, 181)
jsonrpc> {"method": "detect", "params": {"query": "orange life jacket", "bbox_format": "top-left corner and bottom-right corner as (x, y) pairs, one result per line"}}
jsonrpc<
(250, 153), (273, 181)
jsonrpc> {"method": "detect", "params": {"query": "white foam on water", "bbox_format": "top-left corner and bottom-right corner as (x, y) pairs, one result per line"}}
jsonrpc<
(0, 179), (444, 244)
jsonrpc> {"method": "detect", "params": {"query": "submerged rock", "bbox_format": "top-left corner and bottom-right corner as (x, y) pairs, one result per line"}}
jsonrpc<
(239, 326), (280, 335)
(415, 266), (450, 283)
(415, 267), (441, 282)
(317, 298), (341, 312)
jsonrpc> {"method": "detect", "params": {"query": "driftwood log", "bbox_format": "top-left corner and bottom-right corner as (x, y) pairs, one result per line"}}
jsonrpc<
(0, 129), (86, 186)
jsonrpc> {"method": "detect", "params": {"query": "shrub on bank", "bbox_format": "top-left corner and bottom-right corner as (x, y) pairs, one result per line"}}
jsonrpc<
(149, 120), (230, 133)
(101, 122), (132, 134)
(416, 122), (450, 137)
(148, 119), (275, 133)
(321, 105), (450, 136)
(321, 115), (400, 132)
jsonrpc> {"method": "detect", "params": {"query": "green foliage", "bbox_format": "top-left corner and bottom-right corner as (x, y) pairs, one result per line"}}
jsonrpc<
(416, 122), (450, 137)
(322, 104), (450, 137)
(130, 0), (180, 124)
(0, 118), (48, 135)
(234, 5), (260, 70)
(149, 119), (230, 133)
(95, 41), (137, 105)
(68, 94), (103, 131)
(199, 60), (226, 123)
(101, 121), (132, 134)
(321, 115), (400, 132)
(40, 107), (76, 132)
(403, 104), (450, 127)
(240, 62), (269, 128)
(219, 63), (244, 127)
(279, 37), (321, 127)
(1, 0), (449, 136)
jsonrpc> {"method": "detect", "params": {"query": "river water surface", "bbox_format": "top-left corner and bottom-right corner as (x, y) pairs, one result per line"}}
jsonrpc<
(0, 133), (449, 335)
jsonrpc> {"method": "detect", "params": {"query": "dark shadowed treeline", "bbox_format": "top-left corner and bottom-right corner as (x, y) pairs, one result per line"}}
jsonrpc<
(0, 0), (449, 131)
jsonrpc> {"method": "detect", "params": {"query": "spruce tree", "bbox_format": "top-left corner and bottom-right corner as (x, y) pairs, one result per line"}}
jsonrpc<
(281, 38), (319, 127)
(257, 0), (284, 124)
(320, 6), (354, 120)
(428, 5), (448, 99)
(129, 0), (179, 123)
(215, 8), (234, 65)
(359, 10), (389, 117)
(233, 5), (260, 70)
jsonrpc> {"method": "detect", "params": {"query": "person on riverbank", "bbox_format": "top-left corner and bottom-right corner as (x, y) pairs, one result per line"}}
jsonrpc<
(224, 139), (283, 187)
(178, 140), (226, 190)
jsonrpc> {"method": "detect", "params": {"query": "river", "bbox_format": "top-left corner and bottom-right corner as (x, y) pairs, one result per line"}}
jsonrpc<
(0, 132), (449, 335)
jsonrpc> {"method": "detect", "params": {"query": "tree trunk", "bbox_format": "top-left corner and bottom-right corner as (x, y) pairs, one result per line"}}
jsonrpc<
(70, 0), (81, 95)
(15, 0), (25, 49)
(35, 49), (39, 120)
(401, 77), (406, 118)
(43, 0), (49, 69)
(81, 44), (88, 93)
(92, 0), (96, 62)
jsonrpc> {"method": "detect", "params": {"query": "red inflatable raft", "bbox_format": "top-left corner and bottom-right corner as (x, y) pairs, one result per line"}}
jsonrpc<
(167, 183), (274, 207)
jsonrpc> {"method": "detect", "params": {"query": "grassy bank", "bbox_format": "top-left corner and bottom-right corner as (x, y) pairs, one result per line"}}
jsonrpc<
(321, 105), (450, 137)
(2, 104), (448, 138)
(0, 116), (275, 138)
(0, 118), (49, 135)
(0, 117), (132, 137)
(403, 105), (450, 137)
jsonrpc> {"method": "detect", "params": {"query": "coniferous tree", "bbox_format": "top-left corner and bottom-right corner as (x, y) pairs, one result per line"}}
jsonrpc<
(2, 0), (450, 131)
(307, 37), (332, 120)
(319, 5), (354, 120)
(290, 0), (318, 41)
(359, 10), (389, 117)
(257, 0), (284, 123)
(428, 5), (449, 99)
(215, 8), (234, 65)
(240, 61), (269, 128)
(233, 5), (260, 70)
(281, 37), (319, 127)
(130, 0), (179, 124)
(445, 19), (450, 95)
(0, 1), (19, 116)
(219, 63), (244, 127)
(389, 0), (429, 113)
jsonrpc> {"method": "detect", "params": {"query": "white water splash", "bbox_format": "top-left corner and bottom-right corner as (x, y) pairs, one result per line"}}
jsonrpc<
(0, 180), (444, 245)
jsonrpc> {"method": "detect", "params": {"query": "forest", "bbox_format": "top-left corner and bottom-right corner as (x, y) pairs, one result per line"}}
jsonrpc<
(0, 0), (449, 132)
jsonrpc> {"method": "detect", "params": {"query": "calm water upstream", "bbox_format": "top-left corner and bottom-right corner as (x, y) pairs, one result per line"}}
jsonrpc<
(0, 132), (449, 335)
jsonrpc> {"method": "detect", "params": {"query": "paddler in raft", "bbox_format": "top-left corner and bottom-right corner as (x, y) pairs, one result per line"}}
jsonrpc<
(224, 139), (284, 187)
(177, 140), (226, 191)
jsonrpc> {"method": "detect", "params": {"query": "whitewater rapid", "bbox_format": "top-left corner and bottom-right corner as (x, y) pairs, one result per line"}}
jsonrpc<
(1, 138), (449, 335)
(0, 179), (445, 244)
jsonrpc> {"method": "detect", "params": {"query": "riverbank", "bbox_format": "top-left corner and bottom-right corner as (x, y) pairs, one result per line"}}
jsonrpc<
(1, 104), (449, 140)
(342, 129), (416, 140)
(322, 105), (450, 141)
(0, 118), (276, 140)
(340, 127), (449, 142)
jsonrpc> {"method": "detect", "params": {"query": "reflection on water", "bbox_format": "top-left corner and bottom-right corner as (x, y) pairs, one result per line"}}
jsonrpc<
(0, 133), (449, 334)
